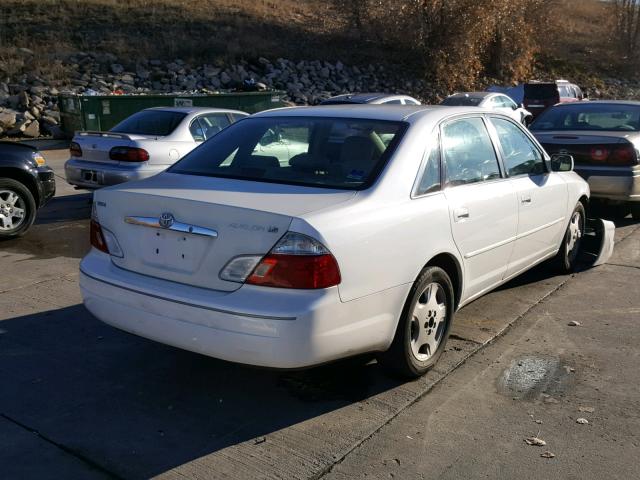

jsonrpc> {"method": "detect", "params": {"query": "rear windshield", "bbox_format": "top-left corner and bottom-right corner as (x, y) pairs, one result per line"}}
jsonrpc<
(440, 96), (483, 106)
(110, 110), (186, 136)
(524, 84), (559, 100)
(530, 103), (640, 132)
(168, 116), (406, 189)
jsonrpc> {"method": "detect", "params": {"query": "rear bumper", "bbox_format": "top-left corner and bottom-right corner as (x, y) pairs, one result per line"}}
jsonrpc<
(575, 166), (640, 203)
(65, 158), (165, 188)
(79, 250), (406, 368)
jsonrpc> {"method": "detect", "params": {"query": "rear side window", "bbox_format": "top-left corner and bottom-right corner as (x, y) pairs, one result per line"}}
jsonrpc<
(111, 110), (186, 136)
(169, 116), (406, 190)
(441, 117), (501, 186)
(491, 117), (545, 176)
(415, 134), (441, 196)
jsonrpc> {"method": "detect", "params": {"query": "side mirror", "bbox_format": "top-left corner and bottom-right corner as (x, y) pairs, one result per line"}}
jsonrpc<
(512, 103), (518, 110)
(519, 103), (524, 109)
(550, 153), (574, 172)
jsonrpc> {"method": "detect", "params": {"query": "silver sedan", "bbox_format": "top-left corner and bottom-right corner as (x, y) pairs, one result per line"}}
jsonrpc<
(65, 107), (248, 189)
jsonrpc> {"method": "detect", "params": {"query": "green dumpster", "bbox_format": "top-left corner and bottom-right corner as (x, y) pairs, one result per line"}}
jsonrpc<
(58, 91), (287, 137)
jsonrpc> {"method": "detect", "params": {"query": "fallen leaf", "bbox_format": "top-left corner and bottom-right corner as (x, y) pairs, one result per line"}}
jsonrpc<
(525, 437), (547, 446)
(563, 366), (575, 373)
(540, 451), (556, 458)
(535, 419), (543, 424)
(576, 418), (589, 424)
(254, 436), (266, 445)
(568, 321), (581, 326)
(578, 406), (595, 413)
(543, 396), (560, 404)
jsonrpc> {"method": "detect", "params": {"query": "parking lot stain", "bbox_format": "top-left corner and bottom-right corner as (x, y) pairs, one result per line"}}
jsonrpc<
(497, 355), (572, 400)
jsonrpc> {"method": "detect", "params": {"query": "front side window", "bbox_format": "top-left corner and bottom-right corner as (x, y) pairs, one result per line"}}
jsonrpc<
(169, 117), (406, 190)
(111, 110), (186, 136)
(441, 117), (501, 187)
(491, 117), (545, 176)
(500, 96), (517, 109)
(415, 134), (441, 196)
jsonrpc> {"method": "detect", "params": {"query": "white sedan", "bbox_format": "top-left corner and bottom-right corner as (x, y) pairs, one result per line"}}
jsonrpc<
(80, 105), (591, 377)
(65, 107), (248, 189)
(441, 92), (533, 125)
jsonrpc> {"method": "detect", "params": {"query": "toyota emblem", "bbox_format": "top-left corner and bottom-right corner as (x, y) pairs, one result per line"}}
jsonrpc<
(159, 212), (175, 229)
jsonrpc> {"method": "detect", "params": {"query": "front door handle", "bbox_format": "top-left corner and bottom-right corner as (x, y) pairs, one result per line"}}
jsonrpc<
(521, 195), (532, 204)
(454, 207), (470, 221)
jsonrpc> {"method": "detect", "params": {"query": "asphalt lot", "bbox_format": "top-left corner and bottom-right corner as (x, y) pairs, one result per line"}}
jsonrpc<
(1, 147), (639, 479)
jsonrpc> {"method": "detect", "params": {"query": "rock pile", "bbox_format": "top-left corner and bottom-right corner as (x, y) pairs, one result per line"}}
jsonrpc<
(0, 52), (427, 139)
(1, 50), (639, 139)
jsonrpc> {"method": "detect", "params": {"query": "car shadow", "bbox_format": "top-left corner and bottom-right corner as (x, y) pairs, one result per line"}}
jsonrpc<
(0, 304), (403, 479)
(0, 193), (92, 259)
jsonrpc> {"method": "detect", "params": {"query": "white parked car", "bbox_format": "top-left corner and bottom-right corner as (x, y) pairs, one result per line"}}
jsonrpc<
(65, 107), (248, 188)
(441, 92), (532, 125)
(81, 105), (591, 377)
(320, 93), (421, 105)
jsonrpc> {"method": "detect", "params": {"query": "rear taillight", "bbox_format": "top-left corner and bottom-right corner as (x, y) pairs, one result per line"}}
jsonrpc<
(90, 219), (109, 254)
(609, 145), (638, 166)
(109, 146), (150, 162)
(90, 204), (124, 257)
(245, 232), (341, 289)
(70, 142), (82, 157)
(590, 146), (609, 162)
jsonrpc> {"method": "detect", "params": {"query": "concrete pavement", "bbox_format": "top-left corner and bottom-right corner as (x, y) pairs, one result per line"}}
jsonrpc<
(0, 147), (638, 479)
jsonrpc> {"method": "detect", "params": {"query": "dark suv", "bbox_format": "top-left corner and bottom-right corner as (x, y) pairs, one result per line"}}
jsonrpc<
(524, 80), (584, 120)
(0, 142), (56, 239)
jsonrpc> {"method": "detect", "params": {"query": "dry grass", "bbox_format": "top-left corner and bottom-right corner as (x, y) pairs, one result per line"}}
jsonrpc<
(0, 0), (632, 84)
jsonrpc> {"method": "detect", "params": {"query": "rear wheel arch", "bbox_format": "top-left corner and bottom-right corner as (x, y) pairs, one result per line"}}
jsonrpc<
(578, 194), (589, 214)
(0, 167), (39, 206)
(424, 252), (463, 310)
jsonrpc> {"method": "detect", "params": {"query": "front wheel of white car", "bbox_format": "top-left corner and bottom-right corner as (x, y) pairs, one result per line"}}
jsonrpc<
(378, 266), (455, 378)
(556, 202), (586, 273)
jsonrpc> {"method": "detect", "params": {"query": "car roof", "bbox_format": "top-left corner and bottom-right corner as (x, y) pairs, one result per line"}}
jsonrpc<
(549, 100), (640, 107)
(143, 106), (248, 115)
(322, 93), (409, 103)
(252, 104), (496, 124)
(448, 92), (495, 99)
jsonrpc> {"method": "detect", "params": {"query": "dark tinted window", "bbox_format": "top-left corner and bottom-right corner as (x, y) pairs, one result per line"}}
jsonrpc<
(524, 84), (559, 101)
(111, 110), (186, 136)
(441, 96), (483, 106)
(530, 104), (640, 132)
(491, 117), (545, 176)
(169, 117), (406, 190)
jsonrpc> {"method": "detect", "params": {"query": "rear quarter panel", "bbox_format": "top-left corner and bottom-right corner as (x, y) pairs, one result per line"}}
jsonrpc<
(297, 191), (459, 304)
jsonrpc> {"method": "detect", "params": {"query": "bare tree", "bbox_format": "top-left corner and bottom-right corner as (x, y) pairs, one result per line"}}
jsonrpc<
(615, 0), (640, 61)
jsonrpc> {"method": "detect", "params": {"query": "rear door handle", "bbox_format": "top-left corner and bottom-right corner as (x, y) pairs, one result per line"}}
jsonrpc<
(454, 207), (470, 220)
(521, 195), (532, 204)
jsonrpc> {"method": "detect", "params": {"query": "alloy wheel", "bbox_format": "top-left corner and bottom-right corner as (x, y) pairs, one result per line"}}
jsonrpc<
(410, 282), (447, 361)
(566, 210), (583, 264)
(0, 189), (27, 232)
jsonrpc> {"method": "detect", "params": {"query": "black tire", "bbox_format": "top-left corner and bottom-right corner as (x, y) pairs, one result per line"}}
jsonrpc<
(555, 202), (586, 273)
(378, 266), (455, 378)
(0, 178), (37, 240)
(631, 204), (640, 221)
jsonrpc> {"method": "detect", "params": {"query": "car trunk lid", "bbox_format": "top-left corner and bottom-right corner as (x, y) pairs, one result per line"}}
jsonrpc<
(94, 172), (356, 291)
(535, 132), (636, 166)
(73, 131), (157, 164)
